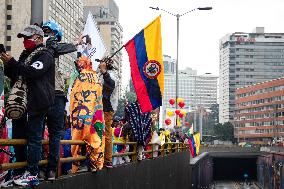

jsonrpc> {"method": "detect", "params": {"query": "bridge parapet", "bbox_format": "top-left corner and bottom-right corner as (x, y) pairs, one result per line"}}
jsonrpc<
(200, 146), (260, 153)
(189, 152), (213, 189)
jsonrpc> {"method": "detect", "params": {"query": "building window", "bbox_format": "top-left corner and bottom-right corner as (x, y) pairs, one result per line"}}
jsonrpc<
(6, 46), (11, 51)
(7, 5), (12, 10)
(7, 25), (11, 30)
(6, 36), (11, 41)
(7, 15), (12, 20)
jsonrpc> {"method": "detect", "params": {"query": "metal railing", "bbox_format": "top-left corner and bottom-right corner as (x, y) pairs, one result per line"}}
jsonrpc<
(0, 139), (189, 172)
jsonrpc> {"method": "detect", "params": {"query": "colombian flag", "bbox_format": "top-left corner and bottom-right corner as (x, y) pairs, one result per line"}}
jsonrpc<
(188, 136), (196, 158)
(125, 16), (164, 113)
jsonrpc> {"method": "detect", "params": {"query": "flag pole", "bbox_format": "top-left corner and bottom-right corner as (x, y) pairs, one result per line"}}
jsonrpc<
(109, 45), (125, 59)
(95, 44), (125, 62)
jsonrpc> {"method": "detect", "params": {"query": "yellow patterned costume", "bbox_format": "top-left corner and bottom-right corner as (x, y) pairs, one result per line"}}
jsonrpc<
(69, 57), (105, 172)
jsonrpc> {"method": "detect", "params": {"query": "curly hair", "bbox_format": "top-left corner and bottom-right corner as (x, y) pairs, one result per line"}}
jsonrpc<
(77, 56), (92, 70)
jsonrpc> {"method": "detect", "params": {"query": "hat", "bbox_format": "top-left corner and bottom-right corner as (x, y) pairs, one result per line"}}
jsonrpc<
(17, 25), (44, 38)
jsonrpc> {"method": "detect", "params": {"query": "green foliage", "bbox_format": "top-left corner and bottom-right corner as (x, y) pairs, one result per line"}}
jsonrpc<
(203, 104), (219, 136)
(4, 76), (11, 102)
(115, 80), (137, 118)
(213, 122), (234, 141)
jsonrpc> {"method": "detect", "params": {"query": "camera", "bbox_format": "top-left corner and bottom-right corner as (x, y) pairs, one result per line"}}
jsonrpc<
(0, 44), (6, 54)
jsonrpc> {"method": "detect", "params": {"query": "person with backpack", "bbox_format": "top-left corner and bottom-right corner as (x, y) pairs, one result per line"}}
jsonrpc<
(0, 25), (55, 186)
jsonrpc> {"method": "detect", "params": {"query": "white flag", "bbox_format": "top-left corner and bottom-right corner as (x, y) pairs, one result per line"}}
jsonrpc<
(78, 11), (107, 70)
(66, 12), (107, 116)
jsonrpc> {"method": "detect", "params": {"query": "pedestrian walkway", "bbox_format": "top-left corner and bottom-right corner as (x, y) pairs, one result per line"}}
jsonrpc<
(212, 181), (260, 189)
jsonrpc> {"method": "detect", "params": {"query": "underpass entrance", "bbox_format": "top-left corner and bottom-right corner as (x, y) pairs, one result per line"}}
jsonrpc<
(213, 157), (257, 181)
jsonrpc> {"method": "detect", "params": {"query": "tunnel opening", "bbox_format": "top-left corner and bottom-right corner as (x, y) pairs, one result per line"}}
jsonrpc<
(213, 157), (257, 181)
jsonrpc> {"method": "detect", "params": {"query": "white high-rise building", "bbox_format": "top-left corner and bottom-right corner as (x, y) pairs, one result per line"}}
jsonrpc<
(163, 55), (175, 74)
(163, 64), (218, 121)
(84, 0), (123, 96)
(219, 27), (284, 123)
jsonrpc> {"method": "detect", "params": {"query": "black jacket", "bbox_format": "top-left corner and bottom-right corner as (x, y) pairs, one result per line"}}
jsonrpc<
(45, 37), (77, 96)
(46, 37), (77, 58)
(5, 45), (55, 115)
(102, 71), (115, 112)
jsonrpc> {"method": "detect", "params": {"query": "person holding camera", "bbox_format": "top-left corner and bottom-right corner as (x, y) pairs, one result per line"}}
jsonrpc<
(0, 25), (55, 186)
(98, 57), (118, 169)
(40, 21), (80, 181)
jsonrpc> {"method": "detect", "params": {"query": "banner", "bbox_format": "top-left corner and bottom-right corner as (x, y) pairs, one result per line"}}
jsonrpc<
(66, 12), (107, 115)
(77, 11), (107, 70)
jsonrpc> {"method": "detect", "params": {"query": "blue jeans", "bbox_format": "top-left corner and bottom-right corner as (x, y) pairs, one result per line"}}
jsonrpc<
(46, 96), (66, 171)
(27, 112), (47, 175)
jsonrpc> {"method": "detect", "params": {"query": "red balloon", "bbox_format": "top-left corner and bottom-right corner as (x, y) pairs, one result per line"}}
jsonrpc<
(179, 113), (184, 118)
(175, 109), (181, 115)
(165, 118), (171, 125)
(178, 101), (185, 108)
(169, 98), (175, 105)
(185, 122), (190, 126)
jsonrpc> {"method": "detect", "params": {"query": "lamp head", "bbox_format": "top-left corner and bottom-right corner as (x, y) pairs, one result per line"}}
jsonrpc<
(198, 7), (212, 10)
(149, 6), (159, 10)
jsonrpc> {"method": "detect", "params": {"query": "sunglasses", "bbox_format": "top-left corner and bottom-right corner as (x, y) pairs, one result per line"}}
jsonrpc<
(23, 35), (41, 40)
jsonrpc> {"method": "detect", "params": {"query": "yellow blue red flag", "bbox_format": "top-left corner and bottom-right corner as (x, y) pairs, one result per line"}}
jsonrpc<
(125, 16), (164, 113)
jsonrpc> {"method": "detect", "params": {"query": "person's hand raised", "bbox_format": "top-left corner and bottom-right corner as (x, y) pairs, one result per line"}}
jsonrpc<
(0, 52), (12, 63)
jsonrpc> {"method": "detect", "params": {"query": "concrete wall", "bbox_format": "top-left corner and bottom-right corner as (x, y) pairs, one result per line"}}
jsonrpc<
(189, 153), (213, 189)
(257, 152), (284, 189)
(201, 146), (260, 153)
(35, 152), (191, 189)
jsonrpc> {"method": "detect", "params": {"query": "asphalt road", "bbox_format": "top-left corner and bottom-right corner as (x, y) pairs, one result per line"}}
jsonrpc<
(212, 181), (260, 189)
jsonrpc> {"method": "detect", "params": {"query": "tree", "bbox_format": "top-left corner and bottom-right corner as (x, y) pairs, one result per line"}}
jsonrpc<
(202, 104), (219, 136)
(114, 80), (137, 118)
(213, 122), (234, 141)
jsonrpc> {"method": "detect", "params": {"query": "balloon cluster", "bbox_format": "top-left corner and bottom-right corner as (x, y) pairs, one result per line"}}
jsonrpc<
(165, 98), (187, 126)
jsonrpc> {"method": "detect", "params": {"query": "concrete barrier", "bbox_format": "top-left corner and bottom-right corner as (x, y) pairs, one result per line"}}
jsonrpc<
(27, 152), (191, 189)
(189, 152), (213, 189)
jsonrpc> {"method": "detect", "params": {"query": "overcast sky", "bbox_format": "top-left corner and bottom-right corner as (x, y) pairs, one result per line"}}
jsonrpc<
(115, 0), (284, 88)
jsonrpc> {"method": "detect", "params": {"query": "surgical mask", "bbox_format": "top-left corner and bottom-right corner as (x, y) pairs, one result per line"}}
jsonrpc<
(23, 38), (36, 50)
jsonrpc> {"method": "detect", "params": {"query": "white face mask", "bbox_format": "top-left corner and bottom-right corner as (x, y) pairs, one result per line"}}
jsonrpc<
(43, 36), (50, 45)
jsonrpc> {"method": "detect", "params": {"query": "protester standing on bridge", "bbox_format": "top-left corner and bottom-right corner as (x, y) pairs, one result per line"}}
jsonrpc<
(1, 25), (55, 186)
(70, 56), (105, 172)
(98, 57), (118, 169)
(39, 21), (80, 180)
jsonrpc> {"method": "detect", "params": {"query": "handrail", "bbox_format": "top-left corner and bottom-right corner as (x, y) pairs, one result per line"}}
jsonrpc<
(0, 139), (86, 146)
(0, 139), (189, 172)
(0, 156), (86, 171)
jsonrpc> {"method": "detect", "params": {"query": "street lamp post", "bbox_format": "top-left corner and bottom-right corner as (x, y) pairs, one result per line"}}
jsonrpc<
(149, 6), (212, 127)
